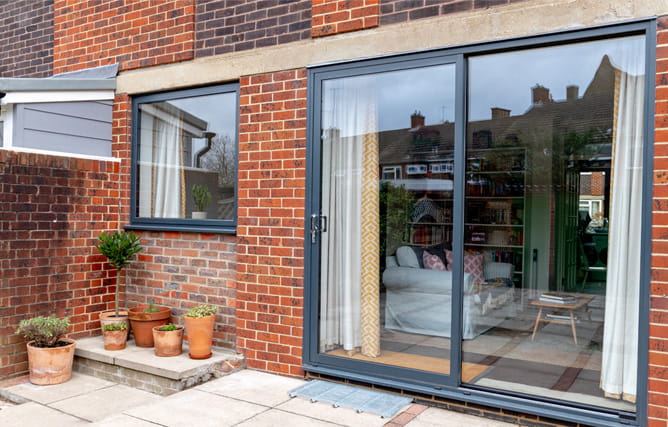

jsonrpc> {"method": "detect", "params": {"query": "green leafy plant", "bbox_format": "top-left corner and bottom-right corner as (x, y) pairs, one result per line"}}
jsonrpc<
(158, 324), (179, 331)
(16, 316), (70, 348)
(192, 184), (212, 212)
(103, 322), (127, 331)
(96, 231), (143, 317)
(184, 304), (216, 318)
(143, 302), (159, 313)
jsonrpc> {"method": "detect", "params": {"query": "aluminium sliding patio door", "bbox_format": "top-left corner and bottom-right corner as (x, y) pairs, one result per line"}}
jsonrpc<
(307, 56), (466, 385)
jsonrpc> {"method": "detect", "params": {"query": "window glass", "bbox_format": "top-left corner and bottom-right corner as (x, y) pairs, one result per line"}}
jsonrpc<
(462, 35), (644, 412)
(135, 88), (237, 223)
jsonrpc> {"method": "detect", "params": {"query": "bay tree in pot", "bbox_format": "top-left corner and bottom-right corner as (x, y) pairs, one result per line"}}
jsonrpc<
(183, 304), (216, 359)
(96, 231), (142, 334)
(17, 316), (75, 385)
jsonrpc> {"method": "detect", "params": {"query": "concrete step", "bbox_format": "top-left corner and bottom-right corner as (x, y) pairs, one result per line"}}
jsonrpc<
(73, 336), (244, 396)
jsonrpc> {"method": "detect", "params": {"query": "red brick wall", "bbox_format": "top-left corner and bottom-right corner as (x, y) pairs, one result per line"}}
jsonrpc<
(125, 231), (237, 349)
(650, 17), (668, 426)
(380, 0), (531, 26)
(0, 0), (53, 78)
(312, 0), (379, 38)
(0, 151), (122, 378)
(52, 0), (195, 74)
(236, 69), (307, 375)
(196, 0), (311, 57)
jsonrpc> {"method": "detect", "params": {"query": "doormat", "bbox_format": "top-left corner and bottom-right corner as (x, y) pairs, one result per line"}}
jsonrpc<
(288, 380), (413, 418)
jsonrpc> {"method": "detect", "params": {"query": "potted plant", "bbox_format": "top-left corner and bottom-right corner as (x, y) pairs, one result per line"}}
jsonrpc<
(16, 316), (75, 385)
(96, 231), (142, 333)
(183, 304), (216, 359)
(102, 322), (128, 351)
(152, 324), (184, 357)
(128, 302), (171, 347)
(192, 184), (211, 219)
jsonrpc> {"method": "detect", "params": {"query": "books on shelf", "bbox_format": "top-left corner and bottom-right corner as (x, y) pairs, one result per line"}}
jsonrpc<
(539, 292), (577, 305)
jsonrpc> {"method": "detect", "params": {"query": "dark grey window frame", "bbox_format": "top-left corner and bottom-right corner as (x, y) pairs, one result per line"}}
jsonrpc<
(303, 19), (654, 427)
(128, 83), (239, 234)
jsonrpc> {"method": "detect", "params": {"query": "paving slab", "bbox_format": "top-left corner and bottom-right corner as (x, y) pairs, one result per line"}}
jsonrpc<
(276, 395), (388, 427)
(236, 408), (343, 426)
(124, 388), (267, 426)
(3, 373), (115, 405)
(49, 383), (162, 422)
(405, 407), (518, 426)
(91, 413), (164, 426)
(195, 369), (306, 407)
(0, 401), (88, 427)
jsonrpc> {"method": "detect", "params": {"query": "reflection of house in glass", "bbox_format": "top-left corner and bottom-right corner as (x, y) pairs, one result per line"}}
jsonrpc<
(379, 55), (618, 291)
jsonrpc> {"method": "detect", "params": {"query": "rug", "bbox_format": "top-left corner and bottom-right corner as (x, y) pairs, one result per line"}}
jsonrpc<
(326, 348), (488, 382)
(288, 380), (413, 418)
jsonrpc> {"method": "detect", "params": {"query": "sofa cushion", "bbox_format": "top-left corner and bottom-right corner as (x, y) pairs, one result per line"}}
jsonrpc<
(396, 246), (420, 268)
(444, 250), (485, 285)
(423, 251), (446, 271)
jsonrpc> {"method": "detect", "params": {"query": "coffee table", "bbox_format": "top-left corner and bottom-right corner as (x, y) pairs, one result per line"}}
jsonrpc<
(530, 294), (595, 345)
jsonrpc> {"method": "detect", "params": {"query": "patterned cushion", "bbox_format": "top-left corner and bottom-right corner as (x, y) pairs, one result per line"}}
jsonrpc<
(422, 251), (446, 271)
(444, 250), (485, 285)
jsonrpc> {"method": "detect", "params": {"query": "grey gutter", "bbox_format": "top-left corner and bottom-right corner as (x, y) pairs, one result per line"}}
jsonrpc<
(0, 78), (116, 91)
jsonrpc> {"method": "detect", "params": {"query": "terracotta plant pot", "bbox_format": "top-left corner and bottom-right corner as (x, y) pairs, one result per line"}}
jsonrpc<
(99, 310), (129, 335)
(103, 328), (128, 350)
(26, 337), (76, 385)
(184, 315), (215, 359)
(128, 305), (171, 347)
(152, 325), (184, 357)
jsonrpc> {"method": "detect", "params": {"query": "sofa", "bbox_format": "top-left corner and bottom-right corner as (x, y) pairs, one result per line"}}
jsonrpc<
(383, 246), (516, 340)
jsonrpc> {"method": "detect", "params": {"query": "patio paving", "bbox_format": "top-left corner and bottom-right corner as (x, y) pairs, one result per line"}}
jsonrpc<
(0, 370), (519, 426)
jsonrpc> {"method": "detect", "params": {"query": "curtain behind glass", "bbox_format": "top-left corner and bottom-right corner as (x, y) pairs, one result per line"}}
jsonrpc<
(601, 62), (645, 403)
(319, 75), (380, 357)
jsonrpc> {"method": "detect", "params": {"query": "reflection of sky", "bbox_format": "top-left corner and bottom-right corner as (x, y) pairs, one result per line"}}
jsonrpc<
(469, 35), (645, 121)
(375, 65), (456, 131)
(169, 92), (237, 166)
(168, 92), (237, 139)
(323, 35), (644, 131)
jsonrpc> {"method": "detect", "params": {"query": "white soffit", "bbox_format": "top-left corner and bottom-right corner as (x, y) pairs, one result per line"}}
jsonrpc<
(1, 90), (115, 104)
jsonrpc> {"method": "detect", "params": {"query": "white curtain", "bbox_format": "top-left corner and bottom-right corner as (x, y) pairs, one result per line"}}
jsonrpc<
(601, 66), (644, 403)
(319, 76), (380, 356)
(151, 117), (183, 218)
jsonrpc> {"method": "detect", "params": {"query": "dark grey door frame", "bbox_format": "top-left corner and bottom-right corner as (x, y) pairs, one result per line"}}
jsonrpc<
(303, 19), (654, 427)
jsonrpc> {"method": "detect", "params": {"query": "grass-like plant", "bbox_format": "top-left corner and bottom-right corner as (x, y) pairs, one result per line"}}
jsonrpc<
(16, 316), (70, 348)
(96, 231), (142, 317)
(103, 322), (127, 331)
(192, 184), (212, 212)
(158, 324), (179, 331)
(184, 304), (216, 318)
(143, 302), (159, 313)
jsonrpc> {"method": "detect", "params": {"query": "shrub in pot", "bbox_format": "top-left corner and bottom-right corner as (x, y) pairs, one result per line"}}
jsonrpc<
(102, 322), (128, 351)
(128, 302), (171, 347)
(152, 324), (184, 357)
(191, 184), (211, 219)
(183, 304), (216, 359)
(16, 316), (76, 385)
(96, 231), (142, 335)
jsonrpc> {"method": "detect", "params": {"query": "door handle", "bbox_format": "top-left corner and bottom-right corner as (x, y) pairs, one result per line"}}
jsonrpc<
(310, 214), (327, 243)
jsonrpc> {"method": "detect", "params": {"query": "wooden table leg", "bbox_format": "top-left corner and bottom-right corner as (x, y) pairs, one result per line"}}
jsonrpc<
(569, 310), (578, 345)
(532, 307), (543, 341)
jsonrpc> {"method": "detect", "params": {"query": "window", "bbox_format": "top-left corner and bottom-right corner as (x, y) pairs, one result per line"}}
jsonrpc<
(382, 166), (401, 180)
(131, 84), (239, 232)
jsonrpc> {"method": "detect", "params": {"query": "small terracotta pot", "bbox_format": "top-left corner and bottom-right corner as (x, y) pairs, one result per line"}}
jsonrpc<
(99, 311), (129, 336)
(128, 305), (171, 347)
(152, 325), (184, 357)
(103, 328), (128, 350)
(26, 337), (76, 385)
(184, 315), (215, 359)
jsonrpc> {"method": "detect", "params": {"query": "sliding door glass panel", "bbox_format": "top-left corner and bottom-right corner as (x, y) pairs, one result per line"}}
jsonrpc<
(318, 64), (457, 375)
(461, 36), (644, 411)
